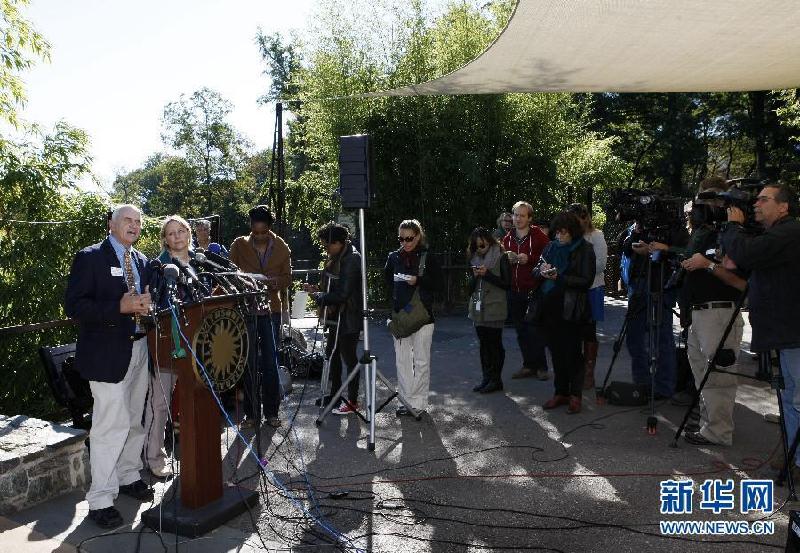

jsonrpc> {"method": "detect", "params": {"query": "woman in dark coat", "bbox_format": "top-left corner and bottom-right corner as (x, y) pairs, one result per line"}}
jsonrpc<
(306, 222), (363, 415)
(383, 219), (444, 416)
(533, 211), (596, 414)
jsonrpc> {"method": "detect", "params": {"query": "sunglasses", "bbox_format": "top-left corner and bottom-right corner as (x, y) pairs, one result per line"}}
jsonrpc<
(398, 236), (416, 243)
(476, 242), (488, 249)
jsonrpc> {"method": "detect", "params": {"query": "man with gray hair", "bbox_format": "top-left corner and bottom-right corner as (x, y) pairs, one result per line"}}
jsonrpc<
(65, 204), (154, 528)
(722, 183), (800, 468)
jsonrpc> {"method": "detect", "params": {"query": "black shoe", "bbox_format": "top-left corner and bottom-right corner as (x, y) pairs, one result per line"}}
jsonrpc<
(479, 381), (503, 394)
(88, 506), (123, 529)
(314, 395), (333, 407)
(472, 380), (489, 392)
(119, 479), (154, 501)
(684, 431), (718, 446)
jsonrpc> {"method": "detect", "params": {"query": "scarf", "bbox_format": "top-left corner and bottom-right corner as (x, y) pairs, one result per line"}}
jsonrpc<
(541, 238), (582, 295)
(398, 248), (420, 271)
(470, 243), (504, 271)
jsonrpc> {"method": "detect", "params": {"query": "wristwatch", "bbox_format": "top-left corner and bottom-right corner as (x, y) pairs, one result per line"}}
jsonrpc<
(707, 262), (717, 273)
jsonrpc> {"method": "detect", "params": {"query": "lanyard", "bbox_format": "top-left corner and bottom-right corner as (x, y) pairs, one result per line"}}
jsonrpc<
(255, 239), (274, 270)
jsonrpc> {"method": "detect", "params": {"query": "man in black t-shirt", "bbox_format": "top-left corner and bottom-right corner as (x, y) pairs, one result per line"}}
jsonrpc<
(679, 199), (747, 446)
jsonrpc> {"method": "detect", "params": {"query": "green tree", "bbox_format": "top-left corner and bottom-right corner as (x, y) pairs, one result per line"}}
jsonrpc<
(0, 0), (50, 127)
(0, 122), (102, 416)
(264, 0), (627, 256)
(161, 87), (252, 213)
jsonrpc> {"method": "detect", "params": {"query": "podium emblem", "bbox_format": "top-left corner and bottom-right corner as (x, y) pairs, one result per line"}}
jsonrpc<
(192, 307), (248, 392)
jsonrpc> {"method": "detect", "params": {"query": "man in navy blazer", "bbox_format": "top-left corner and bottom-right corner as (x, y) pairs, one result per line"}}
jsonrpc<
(65, 204), (154, 528)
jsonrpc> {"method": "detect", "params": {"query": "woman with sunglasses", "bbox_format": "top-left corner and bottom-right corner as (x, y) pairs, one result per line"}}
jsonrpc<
(534, 211), (596, 414)
(567, 203), (608, 389)
(467, 227), (511, 393)
(383, 219), (444, 416)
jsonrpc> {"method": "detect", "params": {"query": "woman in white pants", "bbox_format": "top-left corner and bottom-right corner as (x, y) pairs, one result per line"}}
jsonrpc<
(383, 219), (444, 416)
(144, 215), (196, 478)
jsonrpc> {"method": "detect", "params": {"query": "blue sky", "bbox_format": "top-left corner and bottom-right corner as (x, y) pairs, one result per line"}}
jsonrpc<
(19, 0), (314, 191)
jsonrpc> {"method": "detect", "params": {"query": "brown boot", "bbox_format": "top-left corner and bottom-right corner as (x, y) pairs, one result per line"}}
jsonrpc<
(543, 395), (570, 410)
(567, 396), (582, 414)
(583, 341), (599, 390)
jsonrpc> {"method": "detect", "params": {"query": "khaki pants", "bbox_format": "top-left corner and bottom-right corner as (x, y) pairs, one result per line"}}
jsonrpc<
(687, 306), (743, 446)
(143, 371), (176, 472)
(393, 323), (434, 410)
(86, 339), (150, 509)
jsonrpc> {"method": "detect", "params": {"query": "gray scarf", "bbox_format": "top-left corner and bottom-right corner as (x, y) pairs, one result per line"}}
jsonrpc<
(470, 243), (503, 270)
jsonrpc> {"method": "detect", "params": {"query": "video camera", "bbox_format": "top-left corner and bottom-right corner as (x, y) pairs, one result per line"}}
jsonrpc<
(695, 177), (764, 232)
(607, 188), (685, 243)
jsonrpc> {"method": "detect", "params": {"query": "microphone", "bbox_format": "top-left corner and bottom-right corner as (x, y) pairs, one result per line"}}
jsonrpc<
(147, 259), (165, 307)
(196, 248), (238, 270)
(191, 252), (228, 273)
(173, 257), (210, 296)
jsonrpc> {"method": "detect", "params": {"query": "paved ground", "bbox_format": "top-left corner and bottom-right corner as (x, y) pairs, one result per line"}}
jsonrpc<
(1, 299), (790, 552)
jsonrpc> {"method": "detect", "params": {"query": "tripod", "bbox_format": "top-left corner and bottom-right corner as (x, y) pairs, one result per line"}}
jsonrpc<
(644, 255), (668, 434)
(598, 255), (676, 432)
(315, 277), (341, 412)
(596, 290), (647, 401)
(315, 208), (418, 451)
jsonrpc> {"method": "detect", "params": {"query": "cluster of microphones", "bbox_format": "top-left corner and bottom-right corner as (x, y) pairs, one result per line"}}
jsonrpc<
(146, 249), (268, 313)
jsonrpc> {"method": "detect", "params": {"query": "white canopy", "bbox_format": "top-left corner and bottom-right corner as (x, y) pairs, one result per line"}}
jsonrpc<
(370, 0), (800, 95)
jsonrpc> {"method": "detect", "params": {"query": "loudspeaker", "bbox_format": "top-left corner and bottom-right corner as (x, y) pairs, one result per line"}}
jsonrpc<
(39, 343), (93, 429)
(338, 134), (371, 209)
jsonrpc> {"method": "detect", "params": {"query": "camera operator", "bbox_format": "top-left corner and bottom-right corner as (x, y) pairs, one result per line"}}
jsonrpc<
(721, 183), (800, 464)
(620, 218), (688, 399)
(678, 186), (747, 447)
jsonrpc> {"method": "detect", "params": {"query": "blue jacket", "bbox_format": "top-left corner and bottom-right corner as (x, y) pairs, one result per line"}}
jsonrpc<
(64, 238), (151, 383)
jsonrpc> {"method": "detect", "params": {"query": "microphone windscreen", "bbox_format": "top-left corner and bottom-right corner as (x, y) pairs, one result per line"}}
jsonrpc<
(194, 252), (208, 264)
(208, 243), (222, 254)
(163, 264), (180, 281)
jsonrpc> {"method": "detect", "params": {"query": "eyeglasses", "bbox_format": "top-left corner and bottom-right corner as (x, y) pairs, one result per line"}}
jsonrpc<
(755, 196), (776, 204)
(398, 236), (416, 243)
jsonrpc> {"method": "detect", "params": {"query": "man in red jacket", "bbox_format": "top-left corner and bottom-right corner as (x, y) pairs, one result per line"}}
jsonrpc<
(502, 201), (551, 379)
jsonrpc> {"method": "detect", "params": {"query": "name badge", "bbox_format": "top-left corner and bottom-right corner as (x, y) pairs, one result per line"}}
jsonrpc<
(111, 267), (124, 277)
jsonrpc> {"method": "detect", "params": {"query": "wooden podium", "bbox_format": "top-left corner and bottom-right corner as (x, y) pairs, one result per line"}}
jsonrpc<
(142, 294), (258, 537)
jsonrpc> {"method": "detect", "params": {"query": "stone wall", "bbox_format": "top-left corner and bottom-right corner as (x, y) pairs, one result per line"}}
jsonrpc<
(0, 415), (89, 515)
